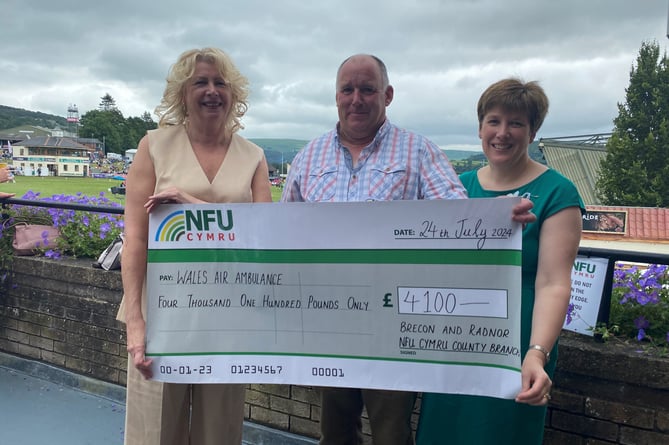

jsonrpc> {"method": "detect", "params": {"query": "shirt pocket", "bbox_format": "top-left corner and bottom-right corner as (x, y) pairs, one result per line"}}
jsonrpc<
(305, 165), (338, 202)
(368, 162), (408, 201)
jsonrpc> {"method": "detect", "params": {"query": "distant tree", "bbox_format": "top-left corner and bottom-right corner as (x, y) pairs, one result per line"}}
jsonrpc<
(80, 105), (157, 155)
(596, 41), (669, 207)
(79, 109), (125, 154)
(124, 114), (157, 149)
(98, 93), (118, 112)
(141, 111), (154, 124)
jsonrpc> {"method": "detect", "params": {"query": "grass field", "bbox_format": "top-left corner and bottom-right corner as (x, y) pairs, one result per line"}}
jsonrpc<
(2, 176), (127, 204)
(2, 176), (285, 204)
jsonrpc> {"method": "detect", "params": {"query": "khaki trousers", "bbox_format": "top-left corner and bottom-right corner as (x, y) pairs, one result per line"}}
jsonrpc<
(124, 357), (245, 445)
(319, 387), (416, 445)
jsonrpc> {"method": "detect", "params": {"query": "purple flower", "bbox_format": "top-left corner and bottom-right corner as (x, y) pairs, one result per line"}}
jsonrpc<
(613, 267), (630, 287)
(44, 250), (61, 259)
(632, 288), (656, 306)
(40, 230), (52, 245)
(634, 316), (650, 341)
(634, 316), (650, 330)
(646, 264), (668, 276)
(565, 303), (575, 325)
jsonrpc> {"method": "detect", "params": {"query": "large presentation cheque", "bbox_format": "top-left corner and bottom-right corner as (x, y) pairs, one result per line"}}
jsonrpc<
(146, 197), (523, 399)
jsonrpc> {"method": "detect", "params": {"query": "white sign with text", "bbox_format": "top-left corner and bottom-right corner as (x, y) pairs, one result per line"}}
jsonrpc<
(563, 256), (609, 335)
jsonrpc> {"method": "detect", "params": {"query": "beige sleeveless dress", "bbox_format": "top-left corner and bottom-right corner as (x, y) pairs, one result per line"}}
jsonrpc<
(120, 124), (265, 445)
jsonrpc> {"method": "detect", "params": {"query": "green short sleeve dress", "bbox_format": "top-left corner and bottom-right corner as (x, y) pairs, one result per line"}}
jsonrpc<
(416, 168), (584, 445)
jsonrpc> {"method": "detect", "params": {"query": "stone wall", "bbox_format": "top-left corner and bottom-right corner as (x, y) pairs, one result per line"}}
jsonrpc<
(1, 256), (668, 444)
(545, 333), (669, 444)
(0, 256), (126, 382)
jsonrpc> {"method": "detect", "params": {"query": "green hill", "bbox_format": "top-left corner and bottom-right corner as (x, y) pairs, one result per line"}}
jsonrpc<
(249, 138), (308, 152)
(442, 149), (481, 161)
(252, 140), (489, 166)
(0, 105), (67, 131)
(250, 138), (308, 166)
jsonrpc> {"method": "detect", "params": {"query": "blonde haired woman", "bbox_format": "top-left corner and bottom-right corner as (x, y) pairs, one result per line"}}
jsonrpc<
(119, 47), (271, 445)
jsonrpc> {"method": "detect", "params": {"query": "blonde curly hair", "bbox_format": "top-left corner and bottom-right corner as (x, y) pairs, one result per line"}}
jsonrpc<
(154, 47), (249, 133)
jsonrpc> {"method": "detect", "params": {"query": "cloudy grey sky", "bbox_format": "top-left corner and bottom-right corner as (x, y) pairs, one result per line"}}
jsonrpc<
(2, 1), (668, 149)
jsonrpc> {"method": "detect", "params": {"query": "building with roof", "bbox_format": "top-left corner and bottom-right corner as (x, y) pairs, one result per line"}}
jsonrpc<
(580, 205), (668, 255)
(11, 136), (93, 177)
(0, 125), (51, 153)
(538, 133), (667, 255)
(539, 133), (610, 205)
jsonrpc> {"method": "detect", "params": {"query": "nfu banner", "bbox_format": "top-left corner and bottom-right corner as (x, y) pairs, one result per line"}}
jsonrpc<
(563, 256), (609, 335)
(145, 198), (523, 399)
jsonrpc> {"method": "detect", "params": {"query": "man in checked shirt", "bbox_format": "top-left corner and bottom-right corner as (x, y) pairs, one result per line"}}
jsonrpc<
(281, 53), (533, 445)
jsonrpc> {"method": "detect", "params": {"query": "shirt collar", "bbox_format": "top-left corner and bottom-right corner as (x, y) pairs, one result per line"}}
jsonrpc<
(334, 119), (391, 153)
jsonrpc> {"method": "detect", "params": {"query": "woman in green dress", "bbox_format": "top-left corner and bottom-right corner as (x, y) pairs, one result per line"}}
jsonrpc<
(417, 78), (584, 444)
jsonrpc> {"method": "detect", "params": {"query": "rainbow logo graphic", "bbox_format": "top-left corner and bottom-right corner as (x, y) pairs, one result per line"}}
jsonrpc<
(154, 210), (186, 242)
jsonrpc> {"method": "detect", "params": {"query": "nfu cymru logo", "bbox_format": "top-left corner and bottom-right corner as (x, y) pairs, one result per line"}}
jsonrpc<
(155, 209), (235, 242)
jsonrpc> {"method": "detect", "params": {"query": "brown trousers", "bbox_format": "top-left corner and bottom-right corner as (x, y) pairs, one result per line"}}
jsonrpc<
(123, 357), (245, 445)
(319, 387), (416, 445)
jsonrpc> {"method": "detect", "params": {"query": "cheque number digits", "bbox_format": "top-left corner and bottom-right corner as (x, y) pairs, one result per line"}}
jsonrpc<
(312, 367), (345, 378)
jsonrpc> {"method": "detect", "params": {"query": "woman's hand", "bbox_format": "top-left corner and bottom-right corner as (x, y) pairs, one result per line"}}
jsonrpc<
(512, 197), (536, 225)
(125, 316), (153, 379)
(515, 353), (552, 406)
(144, 187), (204, 213)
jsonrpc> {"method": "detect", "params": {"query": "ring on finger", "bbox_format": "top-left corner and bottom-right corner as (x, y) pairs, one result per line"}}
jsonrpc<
(543, 393), (552, 401)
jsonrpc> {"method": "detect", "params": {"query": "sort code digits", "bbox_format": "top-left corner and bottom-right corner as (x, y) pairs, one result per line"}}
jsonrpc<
(230, 364), (283, 374)
(159, 365), (213, 375)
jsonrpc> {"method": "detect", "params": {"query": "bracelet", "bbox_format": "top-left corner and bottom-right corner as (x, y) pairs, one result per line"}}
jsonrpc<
(528, 344), (550, 363)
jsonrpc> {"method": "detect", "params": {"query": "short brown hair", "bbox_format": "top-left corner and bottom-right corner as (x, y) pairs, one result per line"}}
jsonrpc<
(477, 78), (549, 134)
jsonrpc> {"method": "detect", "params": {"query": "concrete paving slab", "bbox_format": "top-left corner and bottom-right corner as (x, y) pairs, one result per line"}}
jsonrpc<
(0, 352), (317, 445)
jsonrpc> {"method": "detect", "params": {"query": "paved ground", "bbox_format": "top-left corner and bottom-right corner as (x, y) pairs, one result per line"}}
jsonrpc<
(0, 352), (316, 445)
(0, 364), (125, 445)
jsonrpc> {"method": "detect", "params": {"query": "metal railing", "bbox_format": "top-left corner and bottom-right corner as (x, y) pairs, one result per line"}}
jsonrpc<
(1, 197), (124, 215)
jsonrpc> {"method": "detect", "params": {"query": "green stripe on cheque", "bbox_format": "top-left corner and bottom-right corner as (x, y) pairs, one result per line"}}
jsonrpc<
(147, 249), (520, 265)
